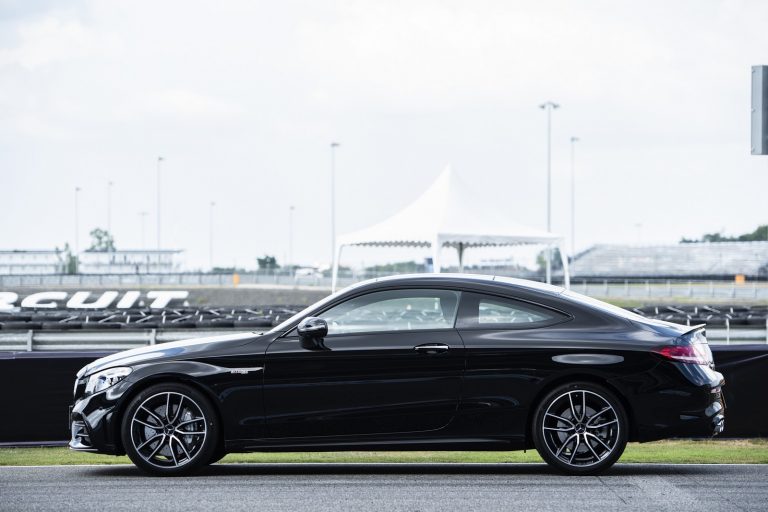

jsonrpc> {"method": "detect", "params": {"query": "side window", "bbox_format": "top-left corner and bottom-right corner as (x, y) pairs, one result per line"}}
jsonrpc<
(457, 292), (568, 329)
(319, 289), (460, 335)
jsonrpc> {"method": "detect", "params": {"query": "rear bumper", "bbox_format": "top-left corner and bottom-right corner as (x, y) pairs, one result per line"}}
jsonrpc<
(675, 385), (726, 438)
(627, 362), (726, 442)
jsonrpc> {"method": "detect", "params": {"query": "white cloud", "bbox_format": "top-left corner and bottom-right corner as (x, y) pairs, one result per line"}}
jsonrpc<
(2, 0), (768, 270)
(116, 89), (244, 120)
(0, 15), (121, 70)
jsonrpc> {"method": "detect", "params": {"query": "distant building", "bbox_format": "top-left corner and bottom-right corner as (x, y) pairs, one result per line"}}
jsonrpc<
(0, 250), (66, 275)
(78, 249), (183, 274)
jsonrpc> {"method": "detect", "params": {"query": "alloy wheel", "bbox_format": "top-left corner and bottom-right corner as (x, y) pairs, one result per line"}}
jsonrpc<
(541, 389), (620, 467)
(129, 391), (208, 468)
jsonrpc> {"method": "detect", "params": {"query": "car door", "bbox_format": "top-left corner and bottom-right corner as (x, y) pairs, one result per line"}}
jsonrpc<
(263, 288), (465, 439)
(455, 291), (572, 439)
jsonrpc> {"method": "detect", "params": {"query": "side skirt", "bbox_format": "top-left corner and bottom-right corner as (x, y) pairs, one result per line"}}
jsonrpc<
(225, 437), (524, 453)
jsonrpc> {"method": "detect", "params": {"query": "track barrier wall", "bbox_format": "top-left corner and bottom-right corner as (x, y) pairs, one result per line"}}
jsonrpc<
(1, 345), (766, 444)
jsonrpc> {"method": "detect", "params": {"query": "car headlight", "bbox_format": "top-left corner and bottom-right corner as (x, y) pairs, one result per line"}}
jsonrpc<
(85, 367), (132, 395)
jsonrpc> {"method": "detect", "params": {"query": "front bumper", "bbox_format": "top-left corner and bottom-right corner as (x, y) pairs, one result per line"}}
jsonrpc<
(68, 386), (123, 455)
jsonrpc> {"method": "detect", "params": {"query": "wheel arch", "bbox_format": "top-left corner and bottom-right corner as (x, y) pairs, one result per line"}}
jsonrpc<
(112, 374), (224, 455)
(524, 373), (637, 448)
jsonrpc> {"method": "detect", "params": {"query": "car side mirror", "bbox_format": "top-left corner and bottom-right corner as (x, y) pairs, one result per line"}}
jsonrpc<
(297, 317), (328, 340)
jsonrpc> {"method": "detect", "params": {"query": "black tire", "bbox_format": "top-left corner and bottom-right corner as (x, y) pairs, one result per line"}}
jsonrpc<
(1, 321), (42, 330)
(166, 322), (196, 329)
(208, 447), (227, 465)
(41, 321), (82, 330)
(234, 320), (273, 328)
(533, 382), (628, 475)
(86, 323), (122, 330)
(121, 383), (220, 476)
(122, 323), (159, 329)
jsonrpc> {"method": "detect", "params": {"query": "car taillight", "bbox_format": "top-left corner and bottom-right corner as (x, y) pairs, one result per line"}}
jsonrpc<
(653, 344), (711, 365)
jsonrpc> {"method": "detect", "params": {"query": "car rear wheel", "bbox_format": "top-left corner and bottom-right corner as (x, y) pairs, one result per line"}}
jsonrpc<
(121, 383), (219, 476)
(533, 382), (628, 475)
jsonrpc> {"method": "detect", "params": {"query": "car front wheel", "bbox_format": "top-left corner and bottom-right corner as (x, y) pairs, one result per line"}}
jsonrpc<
(121, 383), (219, 476)
(533, 382), (628, 475)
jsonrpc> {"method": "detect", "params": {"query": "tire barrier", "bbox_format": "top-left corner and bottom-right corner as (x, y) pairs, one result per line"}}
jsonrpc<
(631, 304), (768, 327)
(0, 306), (301, 331)
(0, 345), (766, 444)
(3, 304), (766, 331)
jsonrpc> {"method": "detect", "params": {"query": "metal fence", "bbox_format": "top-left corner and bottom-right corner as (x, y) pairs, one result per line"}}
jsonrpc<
(0, 328), (256, 352)
(4, 272), (768, 300)
(571, 279), (768, 301)
(1, 323), (765, 352)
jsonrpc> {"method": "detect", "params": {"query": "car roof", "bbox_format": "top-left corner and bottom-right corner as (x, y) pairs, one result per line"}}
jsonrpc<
(346, 273), (565, 296)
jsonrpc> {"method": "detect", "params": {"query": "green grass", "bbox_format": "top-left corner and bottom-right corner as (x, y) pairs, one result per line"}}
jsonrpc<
(1, 439), (767, 466)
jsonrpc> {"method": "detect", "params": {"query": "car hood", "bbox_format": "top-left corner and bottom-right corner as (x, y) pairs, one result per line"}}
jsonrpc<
(77, 332), (261, 378)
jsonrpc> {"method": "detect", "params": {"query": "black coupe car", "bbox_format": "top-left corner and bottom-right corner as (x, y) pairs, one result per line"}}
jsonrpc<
(69, 274), (725, 475)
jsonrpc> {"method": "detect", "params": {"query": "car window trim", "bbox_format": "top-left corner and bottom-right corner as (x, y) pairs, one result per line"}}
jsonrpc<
(455, 291), (573, 331)
(281, 326), (460, 340)
(279, 286), (464, 338)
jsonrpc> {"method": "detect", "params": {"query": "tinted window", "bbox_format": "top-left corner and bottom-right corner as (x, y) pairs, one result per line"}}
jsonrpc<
(457, 293), (567, 329)
(320, 289), (460, 335)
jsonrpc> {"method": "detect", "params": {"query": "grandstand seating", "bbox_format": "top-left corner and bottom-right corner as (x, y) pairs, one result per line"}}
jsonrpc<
(571, 242), (768, 278)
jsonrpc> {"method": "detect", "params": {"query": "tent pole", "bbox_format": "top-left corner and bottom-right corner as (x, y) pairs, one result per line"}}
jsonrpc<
(331, 244), (344, 293)
(559, 242), (571, 289)
(432, 237), (442, 273)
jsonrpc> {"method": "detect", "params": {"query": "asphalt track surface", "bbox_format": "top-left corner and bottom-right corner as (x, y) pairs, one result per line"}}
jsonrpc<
(1, 463), (767, 512)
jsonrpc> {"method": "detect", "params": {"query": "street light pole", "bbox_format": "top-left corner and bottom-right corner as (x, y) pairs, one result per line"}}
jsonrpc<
(107, 181), (113, 233)
(156, 156), (164, 250)
(74, 187), (81, 260)
(139, 211), (148, 250)
(209, 201), (216, 271)
(288, 205), (295, 272)
(570, 137), (579, 257)
(330, 142), (340, 269)
(539, 101), (560, 284)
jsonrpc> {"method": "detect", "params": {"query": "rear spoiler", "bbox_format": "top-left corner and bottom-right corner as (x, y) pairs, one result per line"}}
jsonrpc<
(679, 324), (708, 344)
(682, 324), (706, 336)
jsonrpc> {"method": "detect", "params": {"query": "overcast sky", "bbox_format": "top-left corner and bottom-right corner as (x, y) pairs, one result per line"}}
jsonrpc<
(1, 0), (767, 271)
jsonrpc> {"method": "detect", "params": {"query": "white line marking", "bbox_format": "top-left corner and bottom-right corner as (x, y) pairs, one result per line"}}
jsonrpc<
(0, 462), (766, 469)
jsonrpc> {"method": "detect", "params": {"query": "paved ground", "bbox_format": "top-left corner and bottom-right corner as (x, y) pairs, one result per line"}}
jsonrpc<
(1, 463), (767, 511)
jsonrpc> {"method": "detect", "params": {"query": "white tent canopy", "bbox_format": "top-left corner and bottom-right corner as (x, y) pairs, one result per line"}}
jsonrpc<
(331, 166), (570, 291)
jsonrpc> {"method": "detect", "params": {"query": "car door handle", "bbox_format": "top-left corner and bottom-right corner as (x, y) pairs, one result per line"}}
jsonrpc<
(413, 343), (450, 355)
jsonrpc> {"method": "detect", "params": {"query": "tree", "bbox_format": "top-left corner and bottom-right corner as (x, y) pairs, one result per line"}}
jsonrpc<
(257, 255), (279, 270)
(681, 225), (768, 243)
(536, 247), (563, 273)
(58, 243), (78, 274)
(88, 228), (116, 252)
(365, 260), (425, 273)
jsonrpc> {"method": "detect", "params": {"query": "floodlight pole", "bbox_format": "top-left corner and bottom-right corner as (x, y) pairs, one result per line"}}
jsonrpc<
(288, 205), (295, 271)
(330, 142), (340, 269)
(570, 137), (579, 257)
(139, 211), (148, 250)
(539, 101), (560, 284)
(74, 186), (81, 260)
(156, 156), (164, 250)
(107, 181), (113, 233)
(209, 201), (216, 270)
